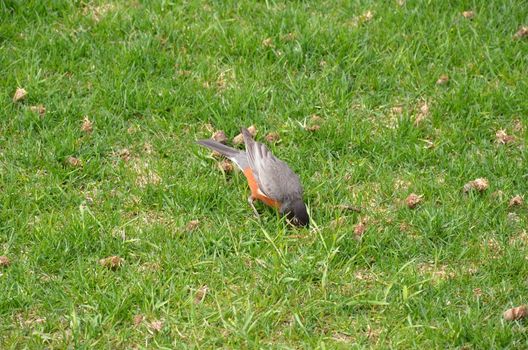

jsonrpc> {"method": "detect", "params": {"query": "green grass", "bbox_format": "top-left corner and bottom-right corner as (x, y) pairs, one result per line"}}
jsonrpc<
(1, 0), (528, 348)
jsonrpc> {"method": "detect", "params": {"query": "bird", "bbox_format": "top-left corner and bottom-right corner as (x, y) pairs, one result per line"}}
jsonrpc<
(197, 128), (309, 227)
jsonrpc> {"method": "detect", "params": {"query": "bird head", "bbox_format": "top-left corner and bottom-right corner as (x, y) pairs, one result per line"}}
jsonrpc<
(280, 199), (309, 227)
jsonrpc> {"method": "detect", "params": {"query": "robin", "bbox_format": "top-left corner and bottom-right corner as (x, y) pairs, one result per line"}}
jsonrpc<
(197, 128), (309, 227)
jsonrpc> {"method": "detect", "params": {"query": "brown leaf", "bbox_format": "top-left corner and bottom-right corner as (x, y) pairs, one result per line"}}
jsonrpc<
(0, 256), (11, 267)
(148, 320), (164, 332)
(463, 178), (489, 193)
(495, 129), (515, 144)
(81, 116), (93, 133)
(12, 88), (27, 102)
(30, 105), (46, 117)
(233, 125), (257, 145)
(472, 178), (489, 192)
(462, 11), (475, 19)
(306, 125), (320, 132)
(66, 156), (82, 168)
(509, 195), (524, 207)
(232, 133), (244, 145)
(186, 220), (200, 232)
(194, 285), (209, 304)
(262, 37), (274, 47)
(247, 125), (258, 137)
(218, 159), (233, 173)
(305, 115), (323, 132)
(99, 256), (123, 270)
(265, 132), (280, 143)
(133, 314), (144, 326)
(354, 221), (366, 239)
(503, 305), (528, 321)
(436, 75), (449, 85)
(405, 193), (423, 209)
(212, 130), (228, 144)
(513, 26), (528, 40)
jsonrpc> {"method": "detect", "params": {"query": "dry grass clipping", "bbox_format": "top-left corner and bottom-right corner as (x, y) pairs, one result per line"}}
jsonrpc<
(186, 220), (200, 232)
(265, 132), (280, 143)
(30, 105), (46, 117)
(513, 26), (528, 40)
(148, 320), (164, 333)
(66, 156), (82, 168)
(436, 75), (449, 85)
(194, 285), (209, 304)
(218, 159), (234, 173)
(495, 130), (515, 144)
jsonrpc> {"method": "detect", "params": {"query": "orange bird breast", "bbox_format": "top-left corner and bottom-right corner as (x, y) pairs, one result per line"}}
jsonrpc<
(243, 167), (281, 209)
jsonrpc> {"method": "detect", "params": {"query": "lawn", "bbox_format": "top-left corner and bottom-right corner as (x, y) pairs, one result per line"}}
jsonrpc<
(1, 0), (528, 348)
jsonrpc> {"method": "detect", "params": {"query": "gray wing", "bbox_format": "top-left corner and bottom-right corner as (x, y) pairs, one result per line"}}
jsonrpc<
(242, 128), (303, 201)
(196, 139), (249, 170)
